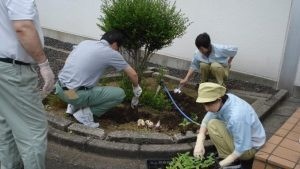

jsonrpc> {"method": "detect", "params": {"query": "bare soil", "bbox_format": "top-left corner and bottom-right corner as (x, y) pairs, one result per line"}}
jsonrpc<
(46, 74), (276, 135)
(46, 77), (206, 135)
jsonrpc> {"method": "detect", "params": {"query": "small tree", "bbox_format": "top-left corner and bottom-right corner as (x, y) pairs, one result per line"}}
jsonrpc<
(98, 0), (191, 81)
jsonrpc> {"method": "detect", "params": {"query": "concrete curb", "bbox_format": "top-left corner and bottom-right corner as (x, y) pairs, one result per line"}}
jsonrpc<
(46, 88), (287, 159)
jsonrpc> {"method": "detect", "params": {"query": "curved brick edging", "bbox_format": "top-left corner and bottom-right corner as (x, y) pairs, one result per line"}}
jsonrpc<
(46, 89), (287, 158)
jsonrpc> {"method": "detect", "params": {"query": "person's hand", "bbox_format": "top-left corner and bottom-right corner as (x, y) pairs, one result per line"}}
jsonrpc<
(131, 96), (139, 109)
(179, 78), (188, 87)
(219, 153), (239, 167)
(39, 59), (55, 97)
(133, 84), (142, 97)
(193, 134), (206, 159)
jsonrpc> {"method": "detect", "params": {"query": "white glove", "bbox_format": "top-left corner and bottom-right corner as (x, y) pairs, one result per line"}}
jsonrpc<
(39, 59), (55, 96)
(133, 85), (142, 97)
(219, 153), (239, 167)
(131, 96), (139, 109)
(193, 134), (206, 159)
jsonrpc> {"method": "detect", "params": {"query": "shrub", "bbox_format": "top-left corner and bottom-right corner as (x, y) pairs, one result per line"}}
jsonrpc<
(98, 0), (191, 81)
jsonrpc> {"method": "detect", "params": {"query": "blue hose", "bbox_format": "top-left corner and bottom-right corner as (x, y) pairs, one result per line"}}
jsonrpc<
(161, 83), (200, 126)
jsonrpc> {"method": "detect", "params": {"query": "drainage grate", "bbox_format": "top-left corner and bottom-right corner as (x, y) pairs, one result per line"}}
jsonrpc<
(147, 159), (172, 169)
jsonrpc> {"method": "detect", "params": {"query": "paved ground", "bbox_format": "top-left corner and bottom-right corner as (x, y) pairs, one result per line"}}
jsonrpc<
(262, 96), (300, 139)
(44, 96), (300, 169)
(46, 141), (147, 169)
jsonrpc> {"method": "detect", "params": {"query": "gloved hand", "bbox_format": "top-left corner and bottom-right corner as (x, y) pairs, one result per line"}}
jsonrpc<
(133, 84), (142, 97)
(131, 96), (139, 109)
(193, 133), (206, 159)
(219, 153), (239, 167)
(39, 59), (55, 97)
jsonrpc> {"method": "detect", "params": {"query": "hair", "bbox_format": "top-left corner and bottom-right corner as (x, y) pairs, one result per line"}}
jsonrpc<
(195, 32), (211, 49)
(101, 30), (125, 47)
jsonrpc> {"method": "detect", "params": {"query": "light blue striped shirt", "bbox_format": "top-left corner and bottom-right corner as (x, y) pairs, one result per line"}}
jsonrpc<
(201, 93), (266, 156)
(190, 43), (238, 70)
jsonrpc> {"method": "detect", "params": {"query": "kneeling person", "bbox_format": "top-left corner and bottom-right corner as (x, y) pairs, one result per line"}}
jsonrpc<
(55, 30), (142, 128)
(193, 82), (265, 169)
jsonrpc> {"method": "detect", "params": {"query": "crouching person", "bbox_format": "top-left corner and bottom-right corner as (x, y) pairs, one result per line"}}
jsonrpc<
(193, 82), (265, 169)
(55, 30), (142, 128)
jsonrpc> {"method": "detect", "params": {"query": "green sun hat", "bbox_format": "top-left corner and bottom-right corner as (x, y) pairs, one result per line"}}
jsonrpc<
(196, 82), (226, 103)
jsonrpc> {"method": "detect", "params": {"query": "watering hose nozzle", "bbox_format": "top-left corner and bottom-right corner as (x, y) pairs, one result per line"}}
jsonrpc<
(174, 84), (182, 94)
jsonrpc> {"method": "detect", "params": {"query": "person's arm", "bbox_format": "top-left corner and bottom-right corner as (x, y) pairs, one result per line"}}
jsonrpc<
(193, 126), (207, 158)
(13, 20), (46, 64)
(179, 68), (194, 86)
(228, 56), (234, 68)
(194, 112), (217, 158)
(221, 45), (237, 68)
(13, 20), (54, 95)
(123, 66), (139, 87)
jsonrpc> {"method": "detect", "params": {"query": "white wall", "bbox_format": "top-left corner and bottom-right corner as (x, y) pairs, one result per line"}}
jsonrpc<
(36, 0), (292, 81)
(36, 0), (102, 39)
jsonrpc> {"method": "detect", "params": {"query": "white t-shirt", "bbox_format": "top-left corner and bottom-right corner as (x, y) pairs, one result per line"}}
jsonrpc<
(0, 0), (44, 63)
(58, 40), (129, 89)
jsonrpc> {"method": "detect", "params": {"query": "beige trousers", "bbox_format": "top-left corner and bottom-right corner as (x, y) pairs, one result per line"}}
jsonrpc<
(207, 119), (257, 160)
(200, 62), (229, 85)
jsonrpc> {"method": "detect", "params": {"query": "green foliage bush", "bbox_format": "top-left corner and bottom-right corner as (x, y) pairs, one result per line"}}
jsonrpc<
(119, 73), (172, 111)
(167, 152), (216, 169)
(98, 0), (191, 80)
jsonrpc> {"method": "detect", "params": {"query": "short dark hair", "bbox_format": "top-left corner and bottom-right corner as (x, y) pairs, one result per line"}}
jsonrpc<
(195, 32), (211, 49)
(101, 30), (125, 47)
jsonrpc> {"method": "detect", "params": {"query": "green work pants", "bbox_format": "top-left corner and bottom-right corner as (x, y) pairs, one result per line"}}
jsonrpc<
(207, 119), (256, 160)
(0, 62), (48, 169)
(200, 62), (229, 85)
(55, 83), (125, 117)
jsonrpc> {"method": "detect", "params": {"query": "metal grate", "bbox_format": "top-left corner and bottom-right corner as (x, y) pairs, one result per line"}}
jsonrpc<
(147, 159), (172, 169)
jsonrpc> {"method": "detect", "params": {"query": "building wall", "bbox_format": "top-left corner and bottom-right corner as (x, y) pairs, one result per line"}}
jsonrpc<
(277, 0), (300, 96)
(36, 0), (292, 82)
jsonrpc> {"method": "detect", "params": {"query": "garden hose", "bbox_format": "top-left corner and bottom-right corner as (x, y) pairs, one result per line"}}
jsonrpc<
(160, 81), (200, 126)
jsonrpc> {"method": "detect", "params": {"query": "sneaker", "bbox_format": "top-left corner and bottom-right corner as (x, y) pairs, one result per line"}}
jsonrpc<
(73, 107), (99, 128)
(66, 104), (76, 114)
(86, 122), (100, 128)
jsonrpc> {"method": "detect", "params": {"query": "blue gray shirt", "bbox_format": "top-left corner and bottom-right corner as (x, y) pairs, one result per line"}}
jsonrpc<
(201, 93), (266, 156)
(58, 40), (129, 89)
(190, 43), (238, 70)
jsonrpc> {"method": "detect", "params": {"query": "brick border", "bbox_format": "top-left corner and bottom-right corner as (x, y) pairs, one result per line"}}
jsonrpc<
(253, 109), (300, 169)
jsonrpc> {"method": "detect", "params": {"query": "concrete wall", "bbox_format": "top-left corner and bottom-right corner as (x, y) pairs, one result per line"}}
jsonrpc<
(36, 0), (292, 82)
(277, 0), (300, 96)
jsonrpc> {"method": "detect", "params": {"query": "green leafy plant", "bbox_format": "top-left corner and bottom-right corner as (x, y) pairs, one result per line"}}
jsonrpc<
(179, 118), (191, 134)
(167, 152), (216, 169)
(140, 89), (172, 111)
(99, 0), (191, 81)
(191, 112), (199, 122)
(119, 73), (172, 110)
(179, 118), (191, 128)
